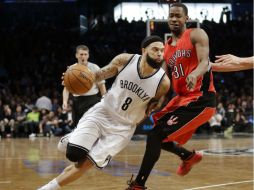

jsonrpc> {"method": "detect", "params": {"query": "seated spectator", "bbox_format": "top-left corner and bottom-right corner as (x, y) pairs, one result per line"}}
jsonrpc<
(45, 111), (61, 136)
(2, 104), (15, 138)
(38, 108), (49, 137)
(25, 106), (40, 137)
(234, 108), (250, 132)
(209, 110), (223, 133)
(14, 105), (26, 137)
(56, 107), (72, 135)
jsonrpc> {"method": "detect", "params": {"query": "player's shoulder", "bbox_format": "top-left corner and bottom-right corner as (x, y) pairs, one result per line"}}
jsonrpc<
(68, 63), (78, 69)
(117, 53), (136, 61)
(190, 28), (208, 37)
(114, 53), (137, 66)
(87, 62), (99, 67)
(190, 28), (208, 43)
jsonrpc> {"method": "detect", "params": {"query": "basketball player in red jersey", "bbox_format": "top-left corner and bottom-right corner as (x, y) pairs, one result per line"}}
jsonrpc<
(127, 3), (216, 189)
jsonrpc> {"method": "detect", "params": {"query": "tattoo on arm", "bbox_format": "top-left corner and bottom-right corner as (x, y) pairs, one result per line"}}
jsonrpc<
(94, 53), (133, 82)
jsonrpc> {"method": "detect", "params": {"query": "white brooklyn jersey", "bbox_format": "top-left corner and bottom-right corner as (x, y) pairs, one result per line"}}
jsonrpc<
(101, 54), (165, 125)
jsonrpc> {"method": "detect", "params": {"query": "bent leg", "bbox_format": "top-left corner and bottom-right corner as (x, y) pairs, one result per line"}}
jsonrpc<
(56, 159), (94, 187)
(161, 141), (192, 160)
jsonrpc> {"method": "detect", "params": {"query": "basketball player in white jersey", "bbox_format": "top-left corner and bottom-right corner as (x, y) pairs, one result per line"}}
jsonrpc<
(62, 45), (106, 128)
(38, 35), (170, 190)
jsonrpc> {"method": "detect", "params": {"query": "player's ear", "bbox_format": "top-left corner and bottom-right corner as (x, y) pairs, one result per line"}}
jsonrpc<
(75, 53), (78, 59)
(141, 48), (146, 54)
(185, 15), (189, 21)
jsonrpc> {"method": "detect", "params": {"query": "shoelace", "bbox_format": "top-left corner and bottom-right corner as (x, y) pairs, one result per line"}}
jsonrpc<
(127, 174), (134, 185)
(126, 174), (147, 189)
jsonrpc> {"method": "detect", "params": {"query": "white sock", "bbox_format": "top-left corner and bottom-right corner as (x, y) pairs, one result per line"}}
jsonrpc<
(38, 178), (60, 190)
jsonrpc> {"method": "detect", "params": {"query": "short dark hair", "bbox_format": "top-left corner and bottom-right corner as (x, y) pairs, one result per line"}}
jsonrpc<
(141, 35), (164, 49)
(170, 3), (188, 16)
(76, 45), (89, 53)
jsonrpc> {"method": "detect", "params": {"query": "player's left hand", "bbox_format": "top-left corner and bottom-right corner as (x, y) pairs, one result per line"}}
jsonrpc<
(145, 100), (159, 116)
(186, 72), (198, 91)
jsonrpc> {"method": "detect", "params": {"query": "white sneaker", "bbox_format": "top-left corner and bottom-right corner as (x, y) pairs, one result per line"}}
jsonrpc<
(29, 133), (36, 138)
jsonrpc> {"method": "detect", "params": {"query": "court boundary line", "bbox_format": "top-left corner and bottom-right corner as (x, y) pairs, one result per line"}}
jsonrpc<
(184, 180), (254, 190)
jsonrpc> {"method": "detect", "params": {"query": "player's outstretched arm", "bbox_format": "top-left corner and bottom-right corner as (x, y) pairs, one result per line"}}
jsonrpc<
(94, 53), (134, 82)
(212, 54), (254, 72)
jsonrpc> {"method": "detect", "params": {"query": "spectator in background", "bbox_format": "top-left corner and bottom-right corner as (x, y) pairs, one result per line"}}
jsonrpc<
(56, 107), (72, 135)
(217, 103), (225, 118)
(38, 108), (50, 137)
(234, 108), (249, 132)
(223, 103), (235, 138)
(14, 105), (26, 137)
(26, 106), (40, 138)
(0, 100), (4, 137)
(36, 92), (52, 111)
(44, 111), (60, 136)
(2, 104), (15, 138)
(209, 110), (223, 133)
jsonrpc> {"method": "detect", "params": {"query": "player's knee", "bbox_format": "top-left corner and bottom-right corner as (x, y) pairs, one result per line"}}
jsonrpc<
(57, 134), (71, 153)
(66, 143), (87, 163)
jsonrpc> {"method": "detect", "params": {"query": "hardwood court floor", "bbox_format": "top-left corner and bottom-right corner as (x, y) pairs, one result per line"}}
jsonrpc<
(0, 135), (253, 190)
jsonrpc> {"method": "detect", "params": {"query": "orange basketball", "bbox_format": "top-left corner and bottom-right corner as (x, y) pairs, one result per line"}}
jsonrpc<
(64, 64), (94, 95)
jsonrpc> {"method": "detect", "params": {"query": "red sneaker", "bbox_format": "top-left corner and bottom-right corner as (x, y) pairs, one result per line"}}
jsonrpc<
(126, 175), (147, 190)
(177, 151), (203, 176)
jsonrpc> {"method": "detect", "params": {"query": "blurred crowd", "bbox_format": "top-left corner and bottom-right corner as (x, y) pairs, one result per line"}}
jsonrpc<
(0, 3), (253, 138)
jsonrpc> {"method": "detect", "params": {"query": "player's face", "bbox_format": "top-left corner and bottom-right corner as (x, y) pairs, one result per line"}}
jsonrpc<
(168, 7), (188, 36)
(76, 49), (89, 64)
(146, 42), (164, 69)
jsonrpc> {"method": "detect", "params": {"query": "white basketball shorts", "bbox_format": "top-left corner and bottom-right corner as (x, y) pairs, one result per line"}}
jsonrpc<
(67, 102), (136, 168)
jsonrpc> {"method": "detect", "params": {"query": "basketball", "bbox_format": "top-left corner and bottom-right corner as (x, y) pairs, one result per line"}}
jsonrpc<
(64, 64), (94, 95)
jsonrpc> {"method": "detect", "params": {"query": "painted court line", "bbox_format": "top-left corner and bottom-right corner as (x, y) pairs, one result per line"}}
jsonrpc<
(0, 181), (11, 184)
(184, 180), (254, 190)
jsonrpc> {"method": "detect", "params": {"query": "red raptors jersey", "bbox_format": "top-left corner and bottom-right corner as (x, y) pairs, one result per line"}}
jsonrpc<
(164, 29), (215, 96)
